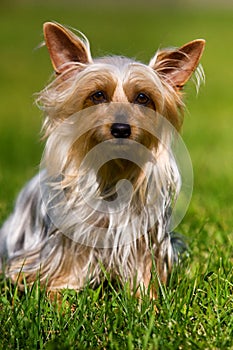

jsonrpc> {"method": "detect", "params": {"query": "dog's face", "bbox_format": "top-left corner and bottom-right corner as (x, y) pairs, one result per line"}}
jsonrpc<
(41, 22), (205, 127)
(39, 22), (205, 185)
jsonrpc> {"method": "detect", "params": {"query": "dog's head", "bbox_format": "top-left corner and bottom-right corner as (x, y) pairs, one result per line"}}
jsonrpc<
(39, 22), (204, 188)
(40, 22), (204, 131)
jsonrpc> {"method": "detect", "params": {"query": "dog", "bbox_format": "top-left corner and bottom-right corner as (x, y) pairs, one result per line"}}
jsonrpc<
(0, 22), (205, 298)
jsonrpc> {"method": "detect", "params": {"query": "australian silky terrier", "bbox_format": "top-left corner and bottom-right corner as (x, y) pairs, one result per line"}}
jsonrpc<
(0, 22), (205, 298)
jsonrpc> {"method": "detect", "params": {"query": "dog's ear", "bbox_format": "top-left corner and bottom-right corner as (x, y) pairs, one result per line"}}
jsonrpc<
(43, 22), (92, 74)
(149, 39), (205, 89)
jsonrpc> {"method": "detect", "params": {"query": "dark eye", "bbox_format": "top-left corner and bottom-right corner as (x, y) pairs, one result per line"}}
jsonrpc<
(90, 91), (107, 104)
(134, 93), (150, 106)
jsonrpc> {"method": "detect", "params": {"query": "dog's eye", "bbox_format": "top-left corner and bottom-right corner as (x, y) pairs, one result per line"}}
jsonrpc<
(134, 93), (151, 106)
(90, 91), (107, 104)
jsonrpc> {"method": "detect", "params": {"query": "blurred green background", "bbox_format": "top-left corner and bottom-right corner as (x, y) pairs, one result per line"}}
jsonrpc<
(0, 0), (232, 250)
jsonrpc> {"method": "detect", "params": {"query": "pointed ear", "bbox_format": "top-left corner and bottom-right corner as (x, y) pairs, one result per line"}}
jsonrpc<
(43, 22), (92, 74)
(149, 39), (205, 89)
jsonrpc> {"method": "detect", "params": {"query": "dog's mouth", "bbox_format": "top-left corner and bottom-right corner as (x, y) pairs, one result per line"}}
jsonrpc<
(108, 137), (132, 149)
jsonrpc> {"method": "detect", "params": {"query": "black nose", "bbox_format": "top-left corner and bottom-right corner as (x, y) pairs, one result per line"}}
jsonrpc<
(110, 123), (131, 138)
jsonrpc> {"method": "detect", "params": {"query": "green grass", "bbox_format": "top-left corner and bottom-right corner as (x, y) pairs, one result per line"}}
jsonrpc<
(0, 1), (233, 349)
